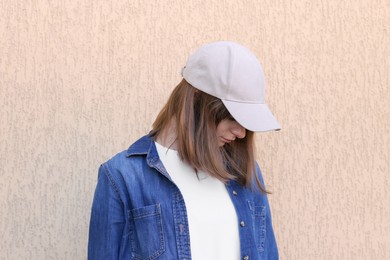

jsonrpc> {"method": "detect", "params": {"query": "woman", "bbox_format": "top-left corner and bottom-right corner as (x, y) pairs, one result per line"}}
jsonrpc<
(88, 41), (280, 260)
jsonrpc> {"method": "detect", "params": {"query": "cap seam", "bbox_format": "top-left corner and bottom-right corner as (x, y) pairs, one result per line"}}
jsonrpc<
(222, 99), (266, 104)
(225, 43), (234, 98)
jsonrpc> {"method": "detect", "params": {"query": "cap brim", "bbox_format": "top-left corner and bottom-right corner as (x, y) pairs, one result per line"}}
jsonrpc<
(222, 100), (281, 132)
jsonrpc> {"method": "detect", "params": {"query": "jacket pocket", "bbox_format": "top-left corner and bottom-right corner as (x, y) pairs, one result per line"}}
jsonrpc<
(128, 204), (165, 260)
(248, 201), (266, 252)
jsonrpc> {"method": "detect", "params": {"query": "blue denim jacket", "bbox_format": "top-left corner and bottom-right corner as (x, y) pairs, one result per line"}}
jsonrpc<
(88, 134), (278, 260)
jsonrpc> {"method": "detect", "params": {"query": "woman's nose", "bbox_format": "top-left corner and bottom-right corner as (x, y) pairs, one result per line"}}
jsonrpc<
(232, 124), (246, 139)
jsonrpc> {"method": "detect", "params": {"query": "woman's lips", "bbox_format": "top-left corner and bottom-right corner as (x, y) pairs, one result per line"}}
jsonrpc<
(221, 137), (233, 143)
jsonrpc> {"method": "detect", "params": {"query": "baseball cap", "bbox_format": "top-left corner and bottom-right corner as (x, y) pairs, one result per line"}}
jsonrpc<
(181, 41), (281, 132)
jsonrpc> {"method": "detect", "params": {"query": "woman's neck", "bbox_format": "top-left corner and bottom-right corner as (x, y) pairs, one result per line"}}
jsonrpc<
(155, 119), (178, 150)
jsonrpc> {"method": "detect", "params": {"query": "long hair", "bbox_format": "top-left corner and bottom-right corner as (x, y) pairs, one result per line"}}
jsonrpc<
(150, 79), (269, 193)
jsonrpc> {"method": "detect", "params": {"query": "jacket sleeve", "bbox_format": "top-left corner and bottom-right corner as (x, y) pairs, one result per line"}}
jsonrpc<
(88, 164), (125, 260)
(256, 163), (279, 260)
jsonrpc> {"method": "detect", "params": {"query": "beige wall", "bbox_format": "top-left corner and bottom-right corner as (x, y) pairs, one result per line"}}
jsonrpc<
(1, 0), (389, 259)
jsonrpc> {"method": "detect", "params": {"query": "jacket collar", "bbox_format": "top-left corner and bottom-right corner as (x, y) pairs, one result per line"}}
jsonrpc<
(126, 134), (173, 180)
(126, 134), (154, 157)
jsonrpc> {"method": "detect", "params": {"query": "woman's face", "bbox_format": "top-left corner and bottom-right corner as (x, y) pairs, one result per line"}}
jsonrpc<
(216, 119), (246, 146)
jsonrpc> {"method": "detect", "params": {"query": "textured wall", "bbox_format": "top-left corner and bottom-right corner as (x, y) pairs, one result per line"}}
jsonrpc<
(1, 0), (389, 259)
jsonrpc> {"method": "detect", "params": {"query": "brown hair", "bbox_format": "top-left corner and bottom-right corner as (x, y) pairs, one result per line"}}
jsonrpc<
(150, 79), (269, 193)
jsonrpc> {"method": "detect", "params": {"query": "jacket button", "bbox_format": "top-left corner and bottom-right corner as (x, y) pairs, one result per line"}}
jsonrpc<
(240, 221), (245, 227)
(243, 256), (249, 260)
(233, 190), (238, 196)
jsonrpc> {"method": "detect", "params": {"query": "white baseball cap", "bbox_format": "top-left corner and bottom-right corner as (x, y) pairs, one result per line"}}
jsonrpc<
(181, 41), (281, 132)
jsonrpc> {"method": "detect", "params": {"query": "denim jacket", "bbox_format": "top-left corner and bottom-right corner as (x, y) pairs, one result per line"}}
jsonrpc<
(88, 134), (278, 260)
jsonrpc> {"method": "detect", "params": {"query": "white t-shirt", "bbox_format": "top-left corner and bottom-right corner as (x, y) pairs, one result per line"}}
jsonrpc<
(155, 142), (240, 260)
